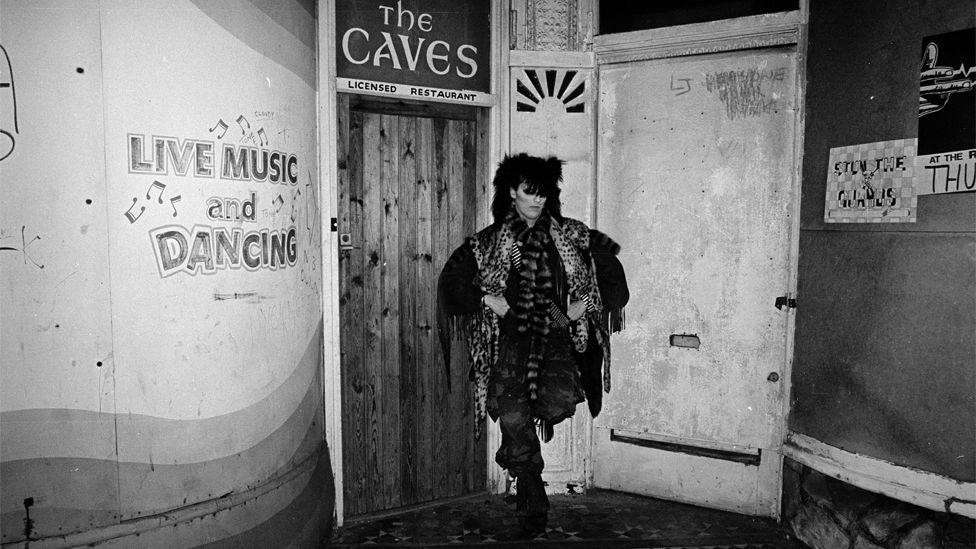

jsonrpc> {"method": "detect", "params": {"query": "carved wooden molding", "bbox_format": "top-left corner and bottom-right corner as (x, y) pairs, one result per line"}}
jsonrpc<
(512, 67), (590, 114)
(530, 0), (577, 50)
(513, 0), (595, 52)
(509, 50), (595, 68)
(594, 11), (800, 65)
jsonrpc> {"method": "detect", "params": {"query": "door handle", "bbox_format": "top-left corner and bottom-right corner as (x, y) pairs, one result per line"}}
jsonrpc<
(767, 372), (780, 382)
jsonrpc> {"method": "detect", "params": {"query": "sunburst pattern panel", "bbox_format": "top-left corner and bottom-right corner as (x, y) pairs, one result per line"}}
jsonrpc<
(515, 69), (586, 113)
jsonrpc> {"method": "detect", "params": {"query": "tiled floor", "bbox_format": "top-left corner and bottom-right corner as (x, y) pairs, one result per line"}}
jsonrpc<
(327, 489), (803, 548)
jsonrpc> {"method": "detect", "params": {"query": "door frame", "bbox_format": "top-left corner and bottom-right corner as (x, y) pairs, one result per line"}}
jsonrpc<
(591, 8), (809, 517)
(507, 49), (601, 494)
(318, 0), (511, 526)
(335, 94), (490, 518)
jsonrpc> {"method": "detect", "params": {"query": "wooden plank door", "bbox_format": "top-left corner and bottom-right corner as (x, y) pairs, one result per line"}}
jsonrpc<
(593, 45), (799, 517)
(337, 95), (487, 517)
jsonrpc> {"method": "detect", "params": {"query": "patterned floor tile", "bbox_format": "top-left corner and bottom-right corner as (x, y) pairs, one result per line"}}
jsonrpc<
(327, 490), (804, 548)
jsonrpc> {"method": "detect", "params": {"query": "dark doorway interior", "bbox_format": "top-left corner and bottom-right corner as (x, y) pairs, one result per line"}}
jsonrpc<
(599, 0), (799, 34)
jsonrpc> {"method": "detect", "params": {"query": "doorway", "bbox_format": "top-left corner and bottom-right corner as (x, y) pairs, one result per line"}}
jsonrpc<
(592, 20), (802, 516)
(336, 95), (489, 517)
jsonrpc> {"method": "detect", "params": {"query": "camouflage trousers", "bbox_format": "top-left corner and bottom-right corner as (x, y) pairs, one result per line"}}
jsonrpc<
(486, 332), (585, 476)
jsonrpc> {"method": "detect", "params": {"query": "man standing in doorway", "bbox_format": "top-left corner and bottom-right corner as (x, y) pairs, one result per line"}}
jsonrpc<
(438, 153), (629, 533)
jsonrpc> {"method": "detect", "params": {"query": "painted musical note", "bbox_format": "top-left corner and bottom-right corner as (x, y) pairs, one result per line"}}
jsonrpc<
(236, 115), (250, 135)
(273, 194), (284, 213)
(257, 128), (268, 146)
(169, 195), (181, 217)
(290, 187), (301, 222)
(146, 180), (166, 203)
(209, 119), (228, 139)
(124, 197), (145, 223)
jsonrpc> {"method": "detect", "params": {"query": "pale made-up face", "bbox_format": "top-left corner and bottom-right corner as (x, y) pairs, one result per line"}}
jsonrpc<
(510, 180), (547, 225)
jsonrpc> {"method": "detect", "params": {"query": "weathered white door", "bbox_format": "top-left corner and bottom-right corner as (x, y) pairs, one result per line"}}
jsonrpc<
(592, 22), (800, 517)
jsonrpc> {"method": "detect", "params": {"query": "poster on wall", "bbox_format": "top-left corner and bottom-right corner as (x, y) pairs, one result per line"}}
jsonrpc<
(824, 139), (917, 223)
(915, 27), (975, 196)
(335, 0), (492, 105)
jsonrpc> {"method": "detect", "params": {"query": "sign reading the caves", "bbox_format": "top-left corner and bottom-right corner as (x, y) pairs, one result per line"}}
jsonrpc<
(335, 0), (492, 105)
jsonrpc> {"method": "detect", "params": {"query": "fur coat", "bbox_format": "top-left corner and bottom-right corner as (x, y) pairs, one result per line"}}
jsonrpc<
(438, 215), (628, 438)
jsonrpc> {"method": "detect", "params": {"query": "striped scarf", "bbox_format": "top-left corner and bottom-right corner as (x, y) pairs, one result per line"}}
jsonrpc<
(464, 211), (599, 432)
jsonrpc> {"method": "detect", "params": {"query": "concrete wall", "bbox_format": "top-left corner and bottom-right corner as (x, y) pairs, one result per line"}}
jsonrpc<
(0, 1), (333, 546)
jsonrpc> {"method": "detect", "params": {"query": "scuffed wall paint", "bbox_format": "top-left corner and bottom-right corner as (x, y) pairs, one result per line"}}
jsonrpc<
(0, 0), (331, 545)
(0, 2), (120, 542)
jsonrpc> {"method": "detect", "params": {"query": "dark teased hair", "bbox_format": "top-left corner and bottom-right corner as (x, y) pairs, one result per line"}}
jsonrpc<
(489, 153), (564, 224)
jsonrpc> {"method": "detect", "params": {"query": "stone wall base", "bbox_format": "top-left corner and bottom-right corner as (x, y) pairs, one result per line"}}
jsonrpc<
(782, 458), (974, 549)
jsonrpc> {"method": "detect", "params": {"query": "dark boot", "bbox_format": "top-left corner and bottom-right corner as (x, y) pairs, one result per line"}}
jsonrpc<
(516, 473), (549, 534)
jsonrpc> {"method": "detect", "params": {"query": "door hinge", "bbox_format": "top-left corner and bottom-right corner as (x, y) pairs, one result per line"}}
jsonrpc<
(775, 293), (797, 310)
(509, 7), (518, 49)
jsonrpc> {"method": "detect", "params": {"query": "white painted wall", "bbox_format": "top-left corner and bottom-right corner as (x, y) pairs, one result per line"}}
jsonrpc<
(509, 55), (596, 223)
(0, 1), (330, 546)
